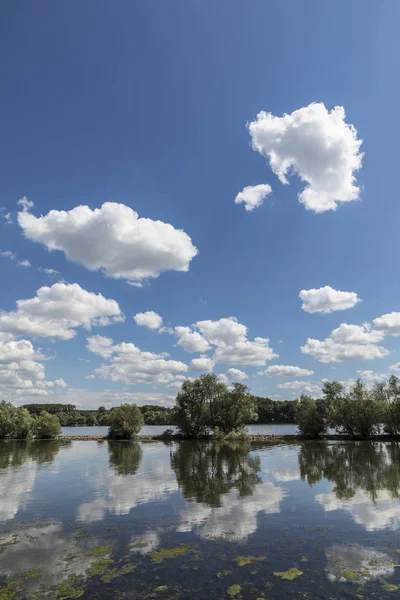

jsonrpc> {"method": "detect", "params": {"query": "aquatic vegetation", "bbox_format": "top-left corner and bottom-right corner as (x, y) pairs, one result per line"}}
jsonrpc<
(326, 545), (394, 583)
(273, 567), (303, 580)
(0, 579), (22, 600)
(217, 570), (232, 579)
(226, 584), (242, 597)
(152, 544), (194, 563)
(342, 570), (366, 582)
(88, 543), (112, 557)
(100, 563), (136, 583)
(50, 575), (85, 599)
(154, 585), (168, 592)
(85, 558), (113, 576)
(234, 555), (266, 567)
(300, 556), (308, 563)
(383, 583), (399, 591)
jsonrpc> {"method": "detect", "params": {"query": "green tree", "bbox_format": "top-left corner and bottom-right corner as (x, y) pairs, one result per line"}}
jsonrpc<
(213, 383), (258, 434)
(107, 403), (144, 439)
(384, 375), (400, 435)
(0, 402), (35, 439)
(34, 411), (62, 439)
(331, 379), (385, 438)
(295, 395), (327, 438)
(97, 406), (109, 425)
(175, 374), (227, 437)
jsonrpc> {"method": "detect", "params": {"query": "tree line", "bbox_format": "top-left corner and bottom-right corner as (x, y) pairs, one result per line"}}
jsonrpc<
(295, 375), (400, 438)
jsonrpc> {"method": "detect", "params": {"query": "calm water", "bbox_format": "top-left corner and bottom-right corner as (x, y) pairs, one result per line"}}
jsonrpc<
(61, 423), (299, 436)
(1, 440), (400, 599)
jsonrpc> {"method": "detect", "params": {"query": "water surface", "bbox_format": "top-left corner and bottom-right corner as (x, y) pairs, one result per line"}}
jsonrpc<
(1, 439), (400, 599)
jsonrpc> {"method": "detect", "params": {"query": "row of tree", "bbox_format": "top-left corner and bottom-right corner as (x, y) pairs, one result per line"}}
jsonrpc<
(21, 396), (296, 427)
(295, 375), (400, 438)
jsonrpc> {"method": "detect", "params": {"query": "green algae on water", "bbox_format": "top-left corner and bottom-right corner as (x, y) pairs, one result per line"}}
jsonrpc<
(300, 556), (308, 563)
(154, 585), (168, 592)
(227, 584), (242, 597)
(85, 558), (113, 576)
(152, 544), (194, 563)
(88, 543), (112, 557)
(217, 570), (232, 579)
(273, 567), (303, 580)
(100, 563), (136, 583)
(383, 583), (399, 591)
(234, 555), (266, 567)
(342, 570), (368, 582)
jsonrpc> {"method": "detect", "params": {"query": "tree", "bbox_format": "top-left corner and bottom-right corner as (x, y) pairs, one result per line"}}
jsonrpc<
(295, 395), (327, 438)
(332, 380), (385, 438)
(108, 403), (144, 439)
(0, 402), (35, 439)
(97, 406), (109, 425)
(175, 374), (227, 437)
(213, 383), (258, 435)
(383, 375), (400, 435)
(34, 411), (62, 439)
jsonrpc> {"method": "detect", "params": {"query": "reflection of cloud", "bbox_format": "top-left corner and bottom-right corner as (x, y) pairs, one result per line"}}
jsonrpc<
(0, 522), (100, 593)
(271, 469), (301, 482)
(316, 486), (400, 531)
(130, 531), (160, 555)
(0, 460), (37, 522)
(77, 445), (178, 522)
(178, 481), (285, 541)
(326, 545), (394, 583)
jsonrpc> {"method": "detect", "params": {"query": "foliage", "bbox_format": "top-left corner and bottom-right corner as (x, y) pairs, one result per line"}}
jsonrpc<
(0, 402), (35, 439)
(174, 375), (257, 437)
(383, 375), (400, 435)
(22, 403), (76, 415)
(250, 396), (298, 423)
(107, 403), (144, 439)
(295, 395), (327, 437)
(332, 379), (385, 438)
(34, 411), (62, 439)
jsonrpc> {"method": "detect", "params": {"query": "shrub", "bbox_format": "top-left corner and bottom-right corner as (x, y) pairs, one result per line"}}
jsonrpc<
(107, 403), (144, 439)
(34, 411), (62, 439)
(332, 380), (385, 438)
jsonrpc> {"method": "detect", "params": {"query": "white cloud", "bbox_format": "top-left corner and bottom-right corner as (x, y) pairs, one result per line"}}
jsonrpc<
(218, 368), (247, 384)
(189, 356), (215, 372)
(277, 380), (322, 394)
(356, 370), (387, 382)
(0, 250), (16, 260)
(0, 282), (124, 340)
(18, 202), (198, 283)
(299, 286), (360, 314)
(39, 267), (60, 277)
(194, 317), (247, 346)
(17, 260), (31, 268)
(390, 363), (400, 372)
(174, 326), (211, 353)
(87, 335), (188, 385)
(54, 378), (68, 388)
(260, 365), (313, 377)
(301, 323), (389, 363)
(234, 184), (272, 212)
(213, 337), (277, 366)
(373, 312), (400, 336)
(133, 311), (163, 330)
(17, 196), (34, 212)
(3, 213), (13, 225)
(248, 102), (363, 213)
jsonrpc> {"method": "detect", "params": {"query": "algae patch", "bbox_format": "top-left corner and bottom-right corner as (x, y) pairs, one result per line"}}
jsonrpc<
(217, 570), (232, 579)
(234, 555), (266, 567)
(227, 584), (242, 597)
(273, 567), (303, 580)
(152, 545), (194, 563)
(383, 583), (399, 592)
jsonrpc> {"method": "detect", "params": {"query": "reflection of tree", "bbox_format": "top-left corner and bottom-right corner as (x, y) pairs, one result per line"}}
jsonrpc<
(0, 440), (62, 470)
(107, 441), (142, 476)
(298, 441), (400, 502)
(170, 441), (261, 507)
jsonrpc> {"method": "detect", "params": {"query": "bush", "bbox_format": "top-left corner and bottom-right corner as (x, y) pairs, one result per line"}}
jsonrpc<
(295, 395), (327, 438)
(108, 403), (144, 439)
(34, 411), (62, 439)
(332, 380), (385, 438)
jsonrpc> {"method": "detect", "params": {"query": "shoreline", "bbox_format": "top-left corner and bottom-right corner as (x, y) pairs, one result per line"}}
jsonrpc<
(51, 433), (400, 442)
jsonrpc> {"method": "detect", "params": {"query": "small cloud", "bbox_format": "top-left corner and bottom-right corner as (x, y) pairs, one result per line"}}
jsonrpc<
(40, 267), (61, 277)
(0, 250), (16, 260)
(17, 260), (31, 268)
(199, 298), (208, 305)
(4, 213), (13, 225)
(17, 196), (34, 212)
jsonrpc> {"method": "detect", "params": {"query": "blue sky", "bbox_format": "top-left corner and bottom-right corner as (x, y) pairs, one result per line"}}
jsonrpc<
(1, 0), (400, 408)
